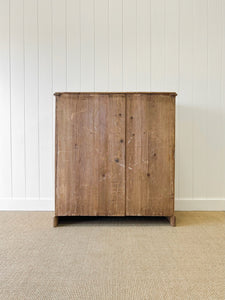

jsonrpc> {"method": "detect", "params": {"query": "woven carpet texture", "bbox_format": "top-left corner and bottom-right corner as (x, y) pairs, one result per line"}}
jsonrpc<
(0, 212), (224, 300)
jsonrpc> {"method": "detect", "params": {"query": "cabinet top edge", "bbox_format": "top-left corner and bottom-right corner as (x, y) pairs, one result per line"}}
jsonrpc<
(54, 92), (177, 97)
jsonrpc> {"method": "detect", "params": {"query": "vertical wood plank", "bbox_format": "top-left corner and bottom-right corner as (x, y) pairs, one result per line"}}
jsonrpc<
(222, 0), (225, 200)
(164, 0), (179, 201)
(150, 0), (165, 91)
(164, 0), (179, 91)
(126, 93), (175, 216)
(52, 0), (67, 208)
(207, 0), (223, 198)
(38, 0), (53, 201)
(95, 0), (108, 91)
(10, 0), (26, 197)
(179, 0), (193, 200)
(123, 0), (137, 91)
(24, 0), (39, 198)
(192, 0), (207, 199)
(0, 0), (12, 198)
(55, 93), (125, 216)
(108, 0), (123, 91)
(52, 0), (67, 92)
(67, 0), (81, 91)
(80, 0), (94, 91)
(136, 0), (151, 91)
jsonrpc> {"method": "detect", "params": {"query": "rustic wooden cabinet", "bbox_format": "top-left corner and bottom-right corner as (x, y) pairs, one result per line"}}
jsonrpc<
(54, 92), (176, 226)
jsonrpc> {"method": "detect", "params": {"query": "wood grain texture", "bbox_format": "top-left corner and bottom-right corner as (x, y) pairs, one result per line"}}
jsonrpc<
(167, 215), (176, 226)
(54, 92), (177, 96)
(55, 93), (125, 216)
(126, 93), (175, 216)
(53, 216), (58, 227)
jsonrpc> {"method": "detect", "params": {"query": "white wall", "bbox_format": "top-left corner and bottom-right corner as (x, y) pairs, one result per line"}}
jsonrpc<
(0, 0), (224, 211)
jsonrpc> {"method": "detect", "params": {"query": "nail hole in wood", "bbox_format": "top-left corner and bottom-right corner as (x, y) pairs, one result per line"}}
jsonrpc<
(120, 139), (124, 143)
(130, 116), (133, 119)
(115, 158), (119, 163)
(147, 173), (150, 177)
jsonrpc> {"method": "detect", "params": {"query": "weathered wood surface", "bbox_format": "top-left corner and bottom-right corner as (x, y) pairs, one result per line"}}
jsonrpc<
(55, 93), (126, 216)
(53, 216), (58, 227)
(126, 93), (175, 216)
(167, 215), (176, 226)
(55, 92), (176, 222)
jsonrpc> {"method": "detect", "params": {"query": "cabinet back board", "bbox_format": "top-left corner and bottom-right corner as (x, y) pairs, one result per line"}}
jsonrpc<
(55, 93), (126, 216)
(55, 93), (176, 218)
(126, 93), (175, 216)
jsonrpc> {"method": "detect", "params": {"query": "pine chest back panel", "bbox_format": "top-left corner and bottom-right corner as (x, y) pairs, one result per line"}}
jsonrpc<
(55, 93), (126, 216)
(126, 93), (175, 216)
(54, 92), (176, 226)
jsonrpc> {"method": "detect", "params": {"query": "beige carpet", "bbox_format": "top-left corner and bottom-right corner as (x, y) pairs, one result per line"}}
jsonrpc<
(0, 212), (224, 300)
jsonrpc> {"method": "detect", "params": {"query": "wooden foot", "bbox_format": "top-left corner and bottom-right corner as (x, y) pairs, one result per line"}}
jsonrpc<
(166, 215), (176, 227)
(53, 216), (59, 227)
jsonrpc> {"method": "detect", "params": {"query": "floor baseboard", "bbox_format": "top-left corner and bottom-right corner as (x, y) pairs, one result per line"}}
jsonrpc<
(175, 199), (225, 211)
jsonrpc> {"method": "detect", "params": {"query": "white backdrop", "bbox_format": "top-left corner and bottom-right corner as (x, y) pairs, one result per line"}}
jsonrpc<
(0, 0), (224, 211)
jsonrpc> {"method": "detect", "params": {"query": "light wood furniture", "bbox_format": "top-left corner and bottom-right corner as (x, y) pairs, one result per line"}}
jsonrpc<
(54, 92), (176, 226)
